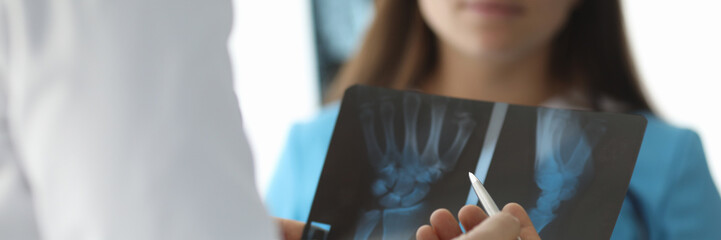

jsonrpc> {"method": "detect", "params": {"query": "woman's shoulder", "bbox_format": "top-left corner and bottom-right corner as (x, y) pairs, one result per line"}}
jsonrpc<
(292, 102), (340, 132)
(286, 102), (341, 145)
(629, 112), (708, 196)
(625, 113), (721, 239)
(635, 112), (702, 153)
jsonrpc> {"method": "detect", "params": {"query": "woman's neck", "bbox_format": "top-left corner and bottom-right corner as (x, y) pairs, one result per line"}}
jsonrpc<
(421, 42), (563, 106)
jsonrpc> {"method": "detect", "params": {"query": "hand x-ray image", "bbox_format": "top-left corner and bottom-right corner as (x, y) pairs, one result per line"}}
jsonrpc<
(303, 85), (647, 240)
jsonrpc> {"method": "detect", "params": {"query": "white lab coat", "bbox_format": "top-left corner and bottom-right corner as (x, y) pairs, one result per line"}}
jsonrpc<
(0, 0), (277, 239)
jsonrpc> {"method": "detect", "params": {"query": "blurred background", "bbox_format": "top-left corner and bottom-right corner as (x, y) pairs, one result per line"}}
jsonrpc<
(230, 0), (721, 196)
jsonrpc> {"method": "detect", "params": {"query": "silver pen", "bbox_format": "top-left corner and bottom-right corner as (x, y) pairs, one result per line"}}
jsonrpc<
(468, 172), (522, 240)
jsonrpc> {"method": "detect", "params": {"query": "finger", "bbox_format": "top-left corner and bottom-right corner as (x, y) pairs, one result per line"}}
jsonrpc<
(275, 218), (305, 240)
(457, 205), (488, 232)
(429, 208), (463, 240)
(460, 213), (520, 240)
(417, 225), (440, 240)
(502, 203), (541, 240)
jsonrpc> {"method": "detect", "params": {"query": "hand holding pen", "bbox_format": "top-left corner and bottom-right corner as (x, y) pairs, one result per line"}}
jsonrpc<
(416, 173), (541, 240)
(416, 203), (541, 240)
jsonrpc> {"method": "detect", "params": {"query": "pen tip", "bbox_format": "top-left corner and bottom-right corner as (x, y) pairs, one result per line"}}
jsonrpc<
(468, 172), (475, 181)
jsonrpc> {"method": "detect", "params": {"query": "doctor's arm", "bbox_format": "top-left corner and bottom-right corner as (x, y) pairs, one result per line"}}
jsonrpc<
(0, 1), (278, 239)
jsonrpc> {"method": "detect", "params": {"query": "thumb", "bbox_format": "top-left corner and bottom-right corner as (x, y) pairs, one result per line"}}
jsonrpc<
(456, 213), (521, 240)
(275, 218), (305, 240)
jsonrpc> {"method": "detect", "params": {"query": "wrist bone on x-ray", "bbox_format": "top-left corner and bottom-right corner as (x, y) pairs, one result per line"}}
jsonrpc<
(355, 94), (476, 239)
(528, 108), (607, 231)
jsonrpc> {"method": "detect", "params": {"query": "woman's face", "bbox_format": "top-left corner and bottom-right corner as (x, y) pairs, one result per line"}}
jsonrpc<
(418, 0), (578, 61)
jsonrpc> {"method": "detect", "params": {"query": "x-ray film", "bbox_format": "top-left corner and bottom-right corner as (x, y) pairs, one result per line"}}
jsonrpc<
(302, 85), (646, 240)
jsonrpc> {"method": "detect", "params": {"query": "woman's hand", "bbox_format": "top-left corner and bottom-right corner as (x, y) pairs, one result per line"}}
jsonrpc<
(416, 203), (541, 240)
(275, 218), (305, 240)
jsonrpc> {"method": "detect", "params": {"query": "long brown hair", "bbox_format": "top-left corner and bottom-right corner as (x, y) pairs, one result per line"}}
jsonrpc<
(327, 0), (652, 112)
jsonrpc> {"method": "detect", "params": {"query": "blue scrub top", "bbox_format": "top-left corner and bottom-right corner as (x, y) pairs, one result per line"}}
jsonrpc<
(265, 104), (721, 239)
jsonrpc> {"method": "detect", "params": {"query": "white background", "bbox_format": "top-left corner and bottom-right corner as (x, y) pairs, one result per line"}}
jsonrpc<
(231, 0), (721, 197)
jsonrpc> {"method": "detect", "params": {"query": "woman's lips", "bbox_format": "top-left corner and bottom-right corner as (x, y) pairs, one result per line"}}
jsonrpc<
(464, 1), (524, 18)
